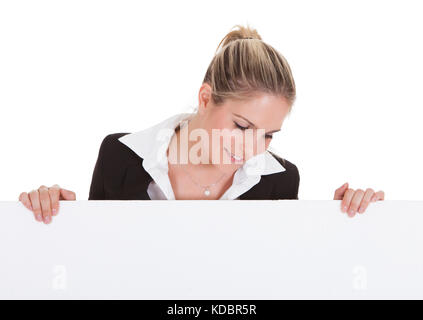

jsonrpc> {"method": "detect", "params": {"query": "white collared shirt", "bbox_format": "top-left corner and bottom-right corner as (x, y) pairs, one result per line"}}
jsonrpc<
(118, 112), (286, 200)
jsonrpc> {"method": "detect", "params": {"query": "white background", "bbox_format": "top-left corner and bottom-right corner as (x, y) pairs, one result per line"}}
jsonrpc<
(1, 0), (422, 201)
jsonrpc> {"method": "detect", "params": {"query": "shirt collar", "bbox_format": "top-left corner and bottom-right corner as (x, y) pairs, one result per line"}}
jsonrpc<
(118, 112), (286, 199)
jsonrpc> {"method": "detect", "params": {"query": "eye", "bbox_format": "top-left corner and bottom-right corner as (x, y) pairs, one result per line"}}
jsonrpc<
(234, 122), (249, 130)
(235, 121), (273, 139)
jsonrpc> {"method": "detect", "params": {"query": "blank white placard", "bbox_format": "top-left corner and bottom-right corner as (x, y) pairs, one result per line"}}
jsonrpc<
(0, 200), (422, 299)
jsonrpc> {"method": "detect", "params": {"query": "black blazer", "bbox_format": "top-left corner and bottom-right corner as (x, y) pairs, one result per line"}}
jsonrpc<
(88, 133), (300, 200)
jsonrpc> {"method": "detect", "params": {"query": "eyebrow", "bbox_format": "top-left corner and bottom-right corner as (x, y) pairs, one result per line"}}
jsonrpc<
(233, 113), (281, 134)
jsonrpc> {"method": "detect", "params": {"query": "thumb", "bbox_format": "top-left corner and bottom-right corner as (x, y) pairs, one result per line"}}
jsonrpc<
(333, 182), (349, 200)
(59, 188), (76, 200)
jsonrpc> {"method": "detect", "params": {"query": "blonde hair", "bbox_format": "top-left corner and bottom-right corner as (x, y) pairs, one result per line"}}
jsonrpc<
(202, 24), (296, 110)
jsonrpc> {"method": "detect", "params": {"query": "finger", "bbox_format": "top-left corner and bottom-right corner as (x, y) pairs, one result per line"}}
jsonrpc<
(39, 186), (52, 224)
(60, 188), (76, 200)
(49, 184), (61, 216)
(341, 188), (355, 213)
(333, 182), (349, 200)
(348, 189), (365, 217)
(19, 192), (33, 211)
(371, 190), (385, 202)
(358, 188), (374, 214)
(28, 190), (43, 222)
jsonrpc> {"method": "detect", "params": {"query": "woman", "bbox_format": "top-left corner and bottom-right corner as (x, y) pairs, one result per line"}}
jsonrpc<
(18, 24), (385, 224)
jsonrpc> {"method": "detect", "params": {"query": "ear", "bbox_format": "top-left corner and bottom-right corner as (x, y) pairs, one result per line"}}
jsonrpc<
(198, 83), (212, 115)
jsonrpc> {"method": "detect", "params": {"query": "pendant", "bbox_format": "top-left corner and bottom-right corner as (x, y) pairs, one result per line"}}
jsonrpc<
(204, 189), (211, 196)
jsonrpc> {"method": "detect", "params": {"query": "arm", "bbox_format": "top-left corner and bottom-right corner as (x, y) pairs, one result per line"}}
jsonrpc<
(88, 135), (110, 200)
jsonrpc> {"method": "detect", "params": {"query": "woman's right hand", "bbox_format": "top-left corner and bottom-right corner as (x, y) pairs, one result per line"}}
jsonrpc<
(19, 184), (76, 224)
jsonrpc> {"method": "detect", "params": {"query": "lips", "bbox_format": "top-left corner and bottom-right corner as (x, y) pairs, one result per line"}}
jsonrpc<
(224, 147), (243, 163)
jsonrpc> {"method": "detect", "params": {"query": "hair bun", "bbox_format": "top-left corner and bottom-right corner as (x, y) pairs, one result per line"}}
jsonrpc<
(215, 24), (262, 53)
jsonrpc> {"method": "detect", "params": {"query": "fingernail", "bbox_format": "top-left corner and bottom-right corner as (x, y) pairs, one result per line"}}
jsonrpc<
(348, 209), (355, 216)
(44, 216), (51, 224)
(358, 207), (363, 213)
(36, 214), (43, 222)
(52, 208), (57, 216)
(343, 206), (348, 212)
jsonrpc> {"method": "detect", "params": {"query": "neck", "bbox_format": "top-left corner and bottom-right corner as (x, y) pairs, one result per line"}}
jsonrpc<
(167, 115), (222, 174)
(167, 115), (238, 192)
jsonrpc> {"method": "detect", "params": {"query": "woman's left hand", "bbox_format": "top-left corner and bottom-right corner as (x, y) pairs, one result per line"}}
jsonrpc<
(334, 182), (385, 217)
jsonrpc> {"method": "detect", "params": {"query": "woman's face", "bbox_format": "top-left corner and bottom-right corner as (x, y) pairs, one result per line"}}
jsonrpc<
(195, 83), (291, 173)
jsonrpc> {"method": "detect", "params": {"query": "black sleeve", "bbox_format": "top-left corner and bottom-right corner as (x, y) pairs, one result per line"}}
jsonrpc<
(88, 135), (110, 200)
(290, 163), (300, 200)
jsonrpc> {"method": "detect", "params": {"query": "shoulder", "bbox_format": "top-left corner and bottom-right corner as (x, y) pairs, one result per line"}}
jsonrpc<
(268, 150), (299, 179)
(99, 132), (130, 149)
(97, 132), (144, 166)
(266, 150), (300, 199)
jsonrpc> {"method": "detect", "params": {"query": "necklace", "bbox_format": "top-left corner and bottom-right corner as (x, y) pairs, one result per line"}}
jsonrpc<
(173, 119), (227, 196)
(180, 165), (227, 196)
